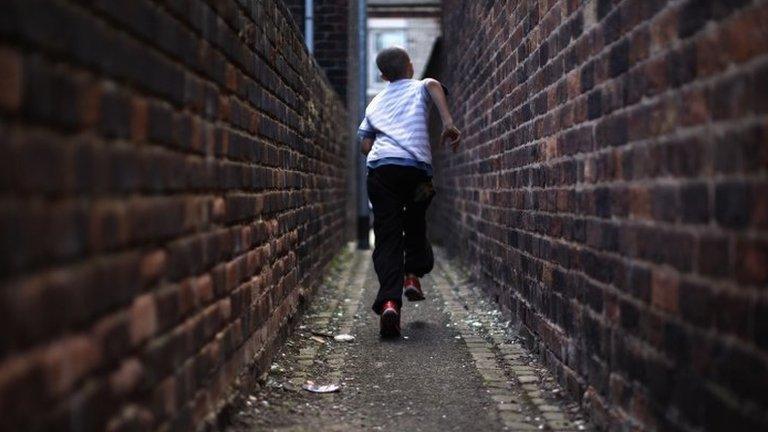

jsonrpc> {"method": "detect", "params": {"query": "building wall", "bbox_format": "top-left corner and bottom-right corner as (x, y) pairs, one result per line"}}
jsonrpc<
(427, 0), (768, 430)
(314, 0), (351, 102)
(283, 0), (352, 103)
(284, 0), (307, 34)
(0, 0), (348, 430)
(367, 17), (441, 100)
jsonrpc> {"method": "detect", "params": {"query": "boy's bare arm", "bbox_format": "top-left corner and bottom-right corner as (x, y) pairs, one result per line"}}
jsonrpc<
(361, 137), (374, 156)
(424, 78), (461, 152)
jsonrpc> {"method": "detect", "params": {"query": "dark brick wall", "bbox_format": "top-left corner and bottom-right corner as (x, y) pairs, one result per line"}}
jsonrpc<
(314, 0), (350, 101)
(0, 0), (348, 430)
(427, 0), (768, 430)
(283, 0), (351, 102)
(284, 0), (307, 35)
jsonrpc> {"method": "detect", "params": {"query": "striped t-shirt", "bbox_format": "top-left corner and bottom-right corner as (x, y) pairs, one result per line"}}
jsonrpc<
(358, 79), (433, 175)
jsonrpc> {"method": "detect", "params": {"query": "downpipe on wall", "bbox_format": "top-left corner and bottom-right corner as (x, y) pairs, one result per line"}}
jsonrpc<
(357, 0), (370, 249)
(304, 0), (314, 53)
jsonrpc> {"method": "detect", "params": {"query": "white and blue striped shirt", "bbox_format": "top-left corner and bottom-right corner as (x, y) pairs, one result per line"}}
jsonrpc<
(358, 79), (433, 175)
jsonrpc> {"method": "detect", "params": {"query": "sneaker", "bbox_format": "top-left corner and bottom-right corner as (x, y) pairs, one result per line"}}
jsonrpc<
(380, 300), (401, 338)
(403, 277), (425, 301)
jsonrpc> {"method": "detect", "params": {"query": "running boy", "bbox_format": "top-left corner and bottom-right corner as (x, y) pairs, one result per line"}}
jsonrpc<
(358, 46), (461, 338)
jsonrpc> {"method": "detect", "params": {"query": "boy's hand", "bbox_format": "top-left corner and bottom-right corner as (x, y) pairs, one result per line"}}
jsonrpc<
(441, 124), (461, 153)
(361, 137), (373, 156)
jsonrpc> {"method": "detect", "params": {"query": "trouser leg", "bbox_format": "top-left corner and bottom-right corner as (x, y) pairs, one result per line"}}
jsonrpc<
(404, 196), (434, 277)
(367, 169), (405, 314)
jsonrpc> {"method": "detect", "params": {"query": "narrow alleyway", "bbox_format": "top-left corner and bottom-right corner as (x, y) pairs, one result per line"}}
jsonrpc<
(225, 245), (590, 431)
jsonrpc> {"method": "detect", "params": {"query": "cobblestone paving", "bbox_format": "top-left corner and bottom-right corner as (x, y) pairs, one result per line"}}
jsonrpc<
(225, 245), (591, 431)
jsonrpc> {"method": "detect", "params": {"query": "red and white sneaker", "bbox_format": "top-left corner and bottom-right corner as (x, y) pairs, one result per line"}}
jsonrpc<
(379, 300), (401, 338)
(404, 277), (425, 302)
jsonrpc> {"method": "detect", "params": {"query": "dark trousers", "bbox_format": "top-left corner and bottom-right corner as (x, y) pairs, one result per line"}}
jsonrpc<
(367, 165), (434, 314)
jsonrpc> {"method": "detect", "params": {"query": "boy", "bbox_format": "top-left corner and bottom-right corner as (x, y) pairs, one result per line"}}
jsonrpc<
(358, 46), (461, 338)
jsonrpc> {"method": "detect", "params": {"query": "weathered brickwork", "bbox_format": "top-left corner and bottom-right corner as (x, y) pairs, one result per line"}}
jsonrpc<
(283, 0), (351, 101)
(0, 0), (348, 430)
(313, 0), (350, 101)
(427, 0), (768, 429)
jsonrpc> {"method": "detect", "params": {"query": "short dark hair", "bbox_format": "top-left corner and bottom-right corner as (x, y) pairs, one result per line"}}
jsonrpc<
(376, 47), (410, 81)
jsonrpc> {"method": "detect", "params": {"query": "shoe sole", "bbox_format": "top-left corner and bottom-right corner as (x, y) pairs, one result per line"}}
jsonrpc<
(380, 309), (400, 338)
(404, 286), (425, 302)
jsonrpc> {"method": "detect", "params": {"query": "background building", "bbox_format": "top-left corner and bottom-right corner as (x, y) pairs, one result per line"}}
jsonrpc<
(367, 0), (441, 101)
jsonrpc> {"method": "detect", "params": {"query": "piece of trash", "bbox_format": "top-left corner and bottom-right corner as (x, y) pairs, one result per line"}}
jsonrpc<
(310, 336), (327, 344)
(403, 336), (409, 340)
(334, 334), (355, 342)
(302, 381), (340, 393)
(471, 321), (483, 327)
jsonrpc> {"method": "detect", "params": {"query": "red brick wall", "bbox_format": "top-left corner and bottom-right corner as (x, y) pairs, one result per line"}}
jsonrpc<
(283, 0), (351, 102)
(314, 0), (350, 102)
(0, 0), (348, 430)
(427, 0), (768, 429)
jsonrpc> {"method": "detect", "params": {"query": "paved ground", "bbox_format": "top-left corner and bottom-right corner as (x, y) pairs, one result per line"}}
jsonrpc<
(225, 245), (591, 431)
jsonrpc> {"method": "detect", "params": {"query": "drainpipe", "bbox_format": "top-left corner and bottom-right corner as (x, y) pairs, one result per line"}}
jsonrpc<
(305, 0), (314, 53)
(357, 0), (369, 249)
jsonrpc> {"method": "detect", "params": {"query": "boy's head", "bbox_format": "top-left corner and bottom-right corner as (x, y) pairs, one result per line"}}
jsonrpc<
(376, 46), (414, 82)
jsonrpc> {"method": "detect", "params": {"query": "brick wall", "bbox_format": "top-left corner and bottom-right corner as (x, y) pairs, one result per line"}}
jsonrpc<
(283, 0), (351, 102)
(0, 0), (348, 431)
(284, 0), (307, 35)
(427, 0), (768, 430)
(314, 0), (350, 102)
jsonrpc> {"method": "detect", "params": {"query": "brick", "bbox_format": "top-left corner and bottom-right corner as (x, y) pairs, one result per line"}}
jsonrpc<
(0, 46), (23, 111)
(651, 270), (679, 313)
(715, 182), (750, 228)
(680, 182), (709, 224)
(129, 294), (158, 346)
(697, 236), (730, 278)
(735, 239), (768, 286)
(609, 39), (630, 77)
(140, 250), (167, 286)
(42, 335), (101, 396)
(678, 280), (714, 328)
(100, 88), (132, 139)
(109, 358), (144, 397)
(131, 97), (148, 141)
(650, 185), (679, 222)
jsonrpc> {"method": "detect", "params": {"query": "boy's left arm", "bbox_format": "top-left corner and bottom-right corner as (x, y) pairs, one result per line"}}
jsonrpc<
(424, 78), (461, 152)
(360, 137), (374, 156)
(358, 116), (376, 156)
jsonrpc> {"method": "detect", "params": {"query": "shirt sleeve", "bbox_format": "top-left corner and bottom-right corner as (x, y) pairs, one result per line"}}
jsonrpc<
(422, 79), (449, 95)
(357, 117), (376, 140)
